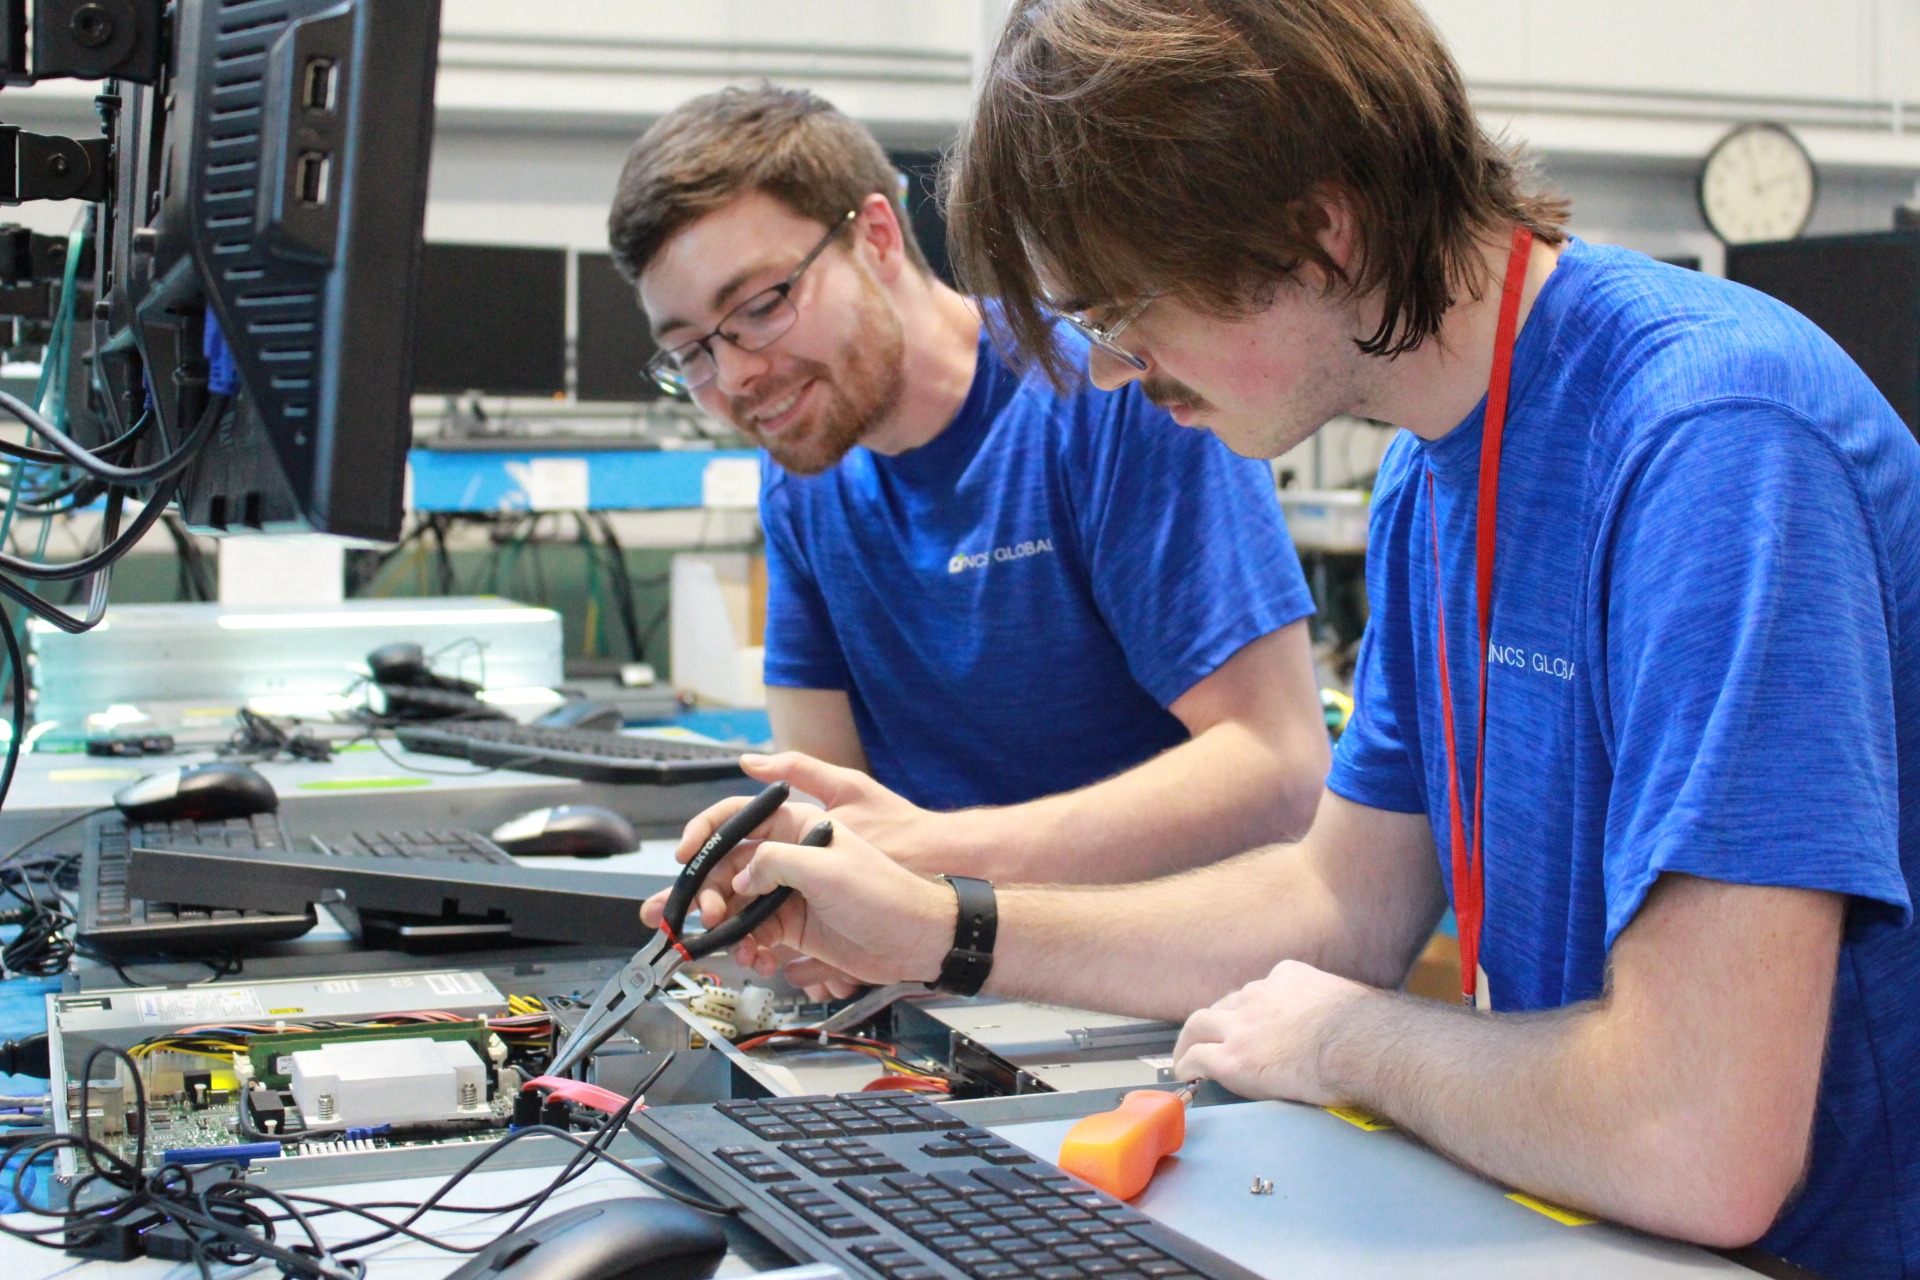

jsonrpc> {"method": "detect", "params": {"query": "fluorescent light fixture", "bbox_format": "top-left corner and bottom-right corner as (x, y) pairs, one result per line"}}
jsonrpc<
(216, 607), (557, 631)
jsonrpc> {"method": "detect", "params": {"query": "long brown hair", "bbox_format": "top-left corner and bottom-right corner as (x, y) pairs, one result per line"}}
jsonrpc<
(945, 0), (1567, 384)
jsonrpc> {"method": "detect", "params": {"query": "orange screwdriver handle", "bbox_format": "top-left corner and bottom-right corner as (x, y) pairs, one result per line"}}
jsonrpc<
(1057, 1089), (1189, 1200)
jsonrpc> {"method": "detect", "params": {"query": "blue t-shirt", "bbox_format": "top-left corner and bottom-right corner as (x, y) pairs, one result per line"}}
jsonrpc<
(1329, 239), (1920, 1277)
(761, 322), (1315, 812)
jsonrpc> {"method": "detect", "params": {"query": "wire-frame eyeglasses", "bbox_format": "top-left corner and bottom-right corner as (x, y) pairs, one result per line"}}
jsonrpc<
(646, 210), (858, 397)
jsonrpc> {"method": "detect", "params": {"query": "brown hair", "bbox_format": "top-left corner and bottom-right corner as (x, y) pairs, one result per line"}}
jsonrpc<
(946, 0), (1567, 382)
(608, 82), (927, 286)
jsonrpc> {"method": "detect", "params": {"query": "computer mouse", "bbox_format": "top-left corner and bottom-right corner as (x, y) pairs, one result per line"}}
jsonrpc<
(366, 640), (430, 686)
(535, 699), (625, 732)
(444, 1197), (726, 1280)
(112, 762), (279, 823)
(490, 805), (637, 858)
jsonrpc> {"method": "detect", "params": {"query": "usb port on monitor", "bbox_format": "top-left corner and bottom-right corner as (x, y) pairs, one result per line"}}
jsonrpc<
(302, 57), (336, 111)
(294, 151), (331, 206)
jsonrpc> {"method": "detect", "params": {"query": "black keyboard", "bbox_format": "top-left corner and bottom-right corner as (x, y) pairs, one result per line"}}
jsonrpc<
(81, 819), (523, 955)
(394, 722), (744, 783)
(77, 814), (317, 955)
(632, 1092), (1261, 1280)
(308, 829), (517, 864)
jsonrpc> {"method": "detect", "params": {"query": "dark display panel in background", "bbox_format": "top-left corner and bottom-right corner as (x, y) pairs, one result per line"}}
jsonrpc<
(574, 252), (662, 403)
(413, 244), (568, 396)
(1727, 231), (1920, 440)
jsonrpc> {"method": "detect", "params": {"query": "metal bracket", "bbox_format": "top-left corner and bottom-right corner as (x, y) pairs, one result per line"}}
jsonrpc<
(0, 127), (109, 203)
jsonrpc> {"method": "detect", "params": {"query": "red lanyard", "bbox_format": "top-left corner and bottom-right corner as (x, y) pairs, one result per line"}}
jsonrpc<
(1427, 225), (1533, 1008)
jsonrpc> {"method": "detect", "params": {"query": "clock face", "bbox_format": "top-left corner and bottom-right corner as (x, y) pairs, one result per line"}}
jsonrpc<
(1699, 123), (1817, 245)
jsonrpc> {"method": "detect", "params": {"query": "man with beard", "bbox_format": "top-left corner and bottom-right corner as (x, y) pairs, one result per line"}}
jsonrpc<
(642, 2), (1920, 1274)
(608, 85), (1330, 882)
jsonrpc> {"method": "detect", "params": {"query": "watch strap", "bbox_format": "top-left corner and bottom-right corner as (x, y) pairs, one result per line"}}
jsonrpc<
(933, 875), (997, 997)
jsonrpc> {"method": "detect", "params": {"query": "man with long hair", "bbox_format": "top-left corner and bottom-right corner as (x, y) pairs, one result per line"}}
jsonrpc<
(651, 3), (1920, 1274)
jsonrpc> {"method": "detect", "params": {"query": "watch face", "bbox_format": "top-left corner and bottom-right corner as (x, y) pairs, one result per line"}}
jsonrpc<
(1699, 123), (1817, 245)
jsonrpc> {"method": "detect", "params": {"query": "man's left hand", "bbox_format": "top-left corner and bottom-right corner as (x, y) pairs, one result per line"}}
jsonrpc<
(741, 750), (980, 874)
(1172, 959), (1374, 1106)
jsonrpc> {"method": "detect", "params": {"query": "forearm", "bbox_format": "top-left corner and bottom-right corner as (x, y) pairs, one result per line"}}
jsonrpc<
(1316, 880), (1839, 1246)
(1319, 991), (1666, 1223)
(937, 720), (1327, 882)
(985, 834), (1414, 1021)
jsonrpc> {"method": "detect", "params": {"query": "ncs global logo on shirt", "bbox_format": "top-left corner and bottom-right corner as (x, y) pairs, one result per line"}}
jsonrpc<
(948, 537), (1056, 574)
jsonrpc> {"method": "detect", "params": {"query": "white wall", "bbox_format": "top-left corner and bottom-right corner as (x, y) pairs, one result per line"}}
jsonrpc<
(426, 0), (1920, 259)
(2, 1), (1915, 258)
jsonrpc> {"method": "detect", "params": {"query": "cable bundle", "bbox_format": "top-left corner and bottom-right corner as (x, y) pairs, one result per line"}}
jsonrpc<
(2, 1048), (724, 1276)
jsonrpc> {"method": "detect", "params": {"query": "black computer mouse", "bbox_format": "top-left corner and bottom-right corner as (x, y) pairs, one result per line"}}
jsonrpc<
(535, 699), (625, 732)
(112, 762), (279, 823)
(489, 804), (637, 858)
(445, 1198), (726, 1280)
(366, 640), (430, 686)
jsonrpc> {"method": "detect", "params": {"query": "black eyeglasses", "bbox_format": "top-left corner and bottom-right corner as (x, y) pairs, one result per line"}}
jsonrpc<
(646, 210), (857, 396)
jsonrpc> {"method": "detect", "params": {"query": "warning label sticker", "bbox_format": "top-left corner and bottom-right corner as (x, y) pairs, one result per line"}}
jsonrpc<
(136, 988), (266, 1025)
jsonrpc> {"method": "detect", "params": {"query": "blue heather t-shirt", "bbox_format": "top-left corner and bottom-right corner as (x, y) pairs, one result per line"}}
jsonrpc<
(1329, 239), (1920, 1277)
(761, 321), (1314, 812)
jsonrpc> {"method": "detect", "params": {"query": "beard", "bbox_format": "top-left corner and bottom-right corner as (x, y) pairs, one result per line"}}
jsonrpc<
(728, 276), (907, 477)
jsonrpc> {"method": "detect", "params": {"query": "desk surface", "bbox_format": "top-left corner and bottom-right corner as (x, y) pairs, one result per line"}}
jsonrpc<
(0, 1099), (1746, 1278)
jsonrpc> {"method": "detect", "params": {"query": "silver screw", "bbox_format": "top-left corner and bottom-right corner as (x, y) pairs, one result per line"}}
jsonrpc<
(459, 1081), (479, 1108)
(315, 1093), (336, 1122)
(1250, 1177), (1273, 1195)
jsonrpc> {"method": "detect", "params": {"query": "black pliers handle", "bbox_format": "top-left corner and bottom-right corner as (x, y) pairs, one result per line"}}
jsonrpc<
(657, 779), (807, 961)
(547, 780), (830, 1078)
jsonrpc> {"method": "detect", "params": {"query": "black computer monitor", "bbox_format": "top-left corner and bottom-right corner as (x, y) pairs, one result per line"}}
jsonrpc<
(413, 244), (569, 399)
(83, 0), (442, 543)
(575, 251), (662, 403)
(1726, 231), (1920, 440)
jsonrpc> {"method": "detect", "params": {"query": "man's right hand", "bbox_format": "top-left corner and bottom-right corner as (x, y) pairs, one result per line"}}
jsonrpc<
(640, 795), (958, 990)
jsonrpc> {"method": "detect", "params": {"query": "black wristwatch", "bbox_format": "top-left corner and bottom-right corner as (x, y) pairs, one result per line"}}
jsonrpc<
(932, 875), (997, 997)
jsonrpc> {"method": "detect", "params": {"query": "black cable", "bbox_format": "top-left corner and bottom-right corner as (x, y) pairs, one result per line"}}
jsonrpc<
(0, 470), (182, 581)
(0, 389), (223, 486)
(0, 607), (29, 822)
(0, 806), (110, 876)
(161, 514), (214, 602)
(591, 513), (649, 661)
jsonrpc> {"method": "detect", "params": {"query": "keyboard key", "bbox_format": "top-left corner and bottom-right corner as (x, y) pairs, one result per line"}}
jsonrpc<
(851, 1244), (916, 1269)
(815, 1214), (874, 1238)
(1098, 1206), (1153, 1226)
(884, 1174), (938, 1193)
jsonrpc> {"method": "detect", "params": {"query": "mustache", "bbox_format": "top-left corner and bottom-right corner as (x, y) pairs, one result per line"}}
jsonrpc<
(1141, 376), (1208, 412)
